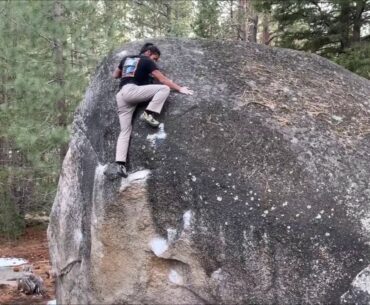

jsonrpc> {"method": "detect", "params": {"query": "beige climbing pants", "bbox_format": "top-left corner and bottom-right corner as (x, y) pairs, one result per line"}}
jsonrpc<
(115, 83), (170, 163)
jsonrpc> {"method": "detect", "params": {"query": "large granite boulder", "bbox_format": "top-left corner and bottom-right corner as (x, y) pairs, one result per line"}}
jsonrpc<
(47, 38), (370, 305)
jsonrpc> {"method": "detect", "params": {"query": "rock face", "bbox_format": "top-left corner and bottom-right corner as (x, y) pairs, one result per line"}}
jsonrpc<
(47, 39), (370, 305)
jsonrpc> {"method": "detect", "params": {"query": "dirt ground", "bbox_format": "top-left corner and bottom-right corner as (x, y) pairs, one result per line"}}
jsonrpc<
(0, 225), (55, 305)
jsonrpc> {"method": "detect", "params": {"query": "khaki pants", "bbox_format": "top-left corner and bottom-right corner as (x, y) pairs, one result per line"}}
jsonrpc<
(115, 83), (170, 163)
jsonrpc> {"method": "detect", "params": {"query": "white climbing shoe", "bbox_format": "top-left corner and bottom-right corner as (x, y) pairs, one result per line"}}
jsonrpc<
(117, 164), (128, 178)
(140, 111), (160, 127)
(103, 163), (128, 180)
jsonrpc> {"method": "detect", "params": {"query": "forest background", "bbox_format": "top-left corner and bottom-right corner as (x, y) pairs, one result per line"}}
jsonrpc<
(0, 0), (369, 238)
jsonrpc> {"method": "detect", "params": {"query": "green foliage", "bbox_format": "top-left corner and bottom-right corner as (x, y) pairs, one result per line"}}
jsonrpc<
(124, 0), (193, 38)
(335, 41), (370, 79)
(253, 0), (370, 79)
(0, 168), (25, 239)
(0, 0), (120, 238)
(254, 0), (370, 57)
(0, 198), (25, 240)
(193, 0), (221, 38)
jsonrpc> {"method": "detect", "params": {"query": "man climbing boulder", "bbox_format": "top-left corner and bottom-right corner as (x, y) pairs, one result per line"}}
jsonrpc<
(108, 42), (193, 178)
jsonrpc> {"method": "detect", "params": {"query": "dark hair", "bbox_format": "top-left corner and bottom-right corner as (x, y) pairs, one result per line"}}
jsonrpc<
(140, 42), (161, 56)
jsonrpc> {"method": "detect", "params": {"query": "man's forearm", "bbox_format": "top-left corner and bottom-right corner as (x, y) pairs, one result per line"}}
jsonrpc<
(152, 70), (181, 92)
(160, 78), (181, 91)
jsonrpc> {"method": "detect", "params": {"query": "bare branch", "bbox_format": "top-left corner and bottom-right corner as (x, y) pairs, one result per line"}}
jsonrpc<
(267, 34), (278, 44)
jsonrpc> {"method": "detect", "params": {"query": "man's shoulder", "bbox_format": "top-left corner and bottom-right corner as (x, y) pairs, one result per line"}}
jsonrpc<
(139, 55), (154, 63)
(139, 56), (157, 69)
(120, 54), (138, 63)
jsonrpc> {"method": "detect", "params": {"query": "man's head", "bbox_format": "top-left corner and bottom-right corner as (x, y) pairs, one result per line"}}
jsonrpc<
(140, 43), (160, 61)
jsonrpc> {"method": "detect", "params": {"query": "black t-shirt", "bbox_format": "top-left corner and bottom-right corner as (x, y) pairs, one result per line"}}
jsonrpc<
(118, 55), (158, 88)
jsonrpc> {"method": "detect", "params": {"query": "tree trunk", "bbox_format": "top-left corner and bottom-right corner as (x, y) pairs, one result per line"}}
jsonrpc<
(164, 1), (172, 36)
(352, 0), (366, 43)
(248, 14), (258, 43)
(338, 1), (351, 50)
(230, 0), (234, 21)
(229, 0), (237, 40)
(53, 0), (68, 165)
(261, 13), (271, 45)
(238, 0), (258, 42)
(237, 0), (247, 41)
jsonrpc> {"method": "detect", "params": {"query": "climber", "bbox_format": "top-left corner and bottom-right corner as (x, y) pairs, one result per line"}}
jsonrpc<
(111, 42), (194, 178)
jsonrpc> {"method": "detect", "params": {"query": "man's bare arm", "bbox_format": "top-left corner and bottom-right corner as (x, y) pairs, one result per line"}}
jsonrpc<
(151, 70), (182, 91)
(113, 68), (122, 79)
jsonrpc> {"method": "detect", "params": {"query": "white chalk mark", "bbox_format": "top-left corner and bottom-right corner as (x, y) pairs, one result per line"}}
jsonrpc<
(167, 228), (177, 243)
(149, 237), (168, 257)
(74, 230), (83, 244)
(120, 169), (151, 191)
(183, 210), (192, 230)
(345, 266), (370, 296)
(169, 269), (183, 285)
(146, 123), (167, 147)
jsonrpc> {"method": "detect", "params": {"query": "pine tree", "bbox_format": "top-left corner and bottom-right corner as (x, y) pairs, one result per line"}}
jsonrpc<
(260, 13), (273, 45)
(0, 0), (126, 236)
(237, 0), (258, 42)
(128, 0), (192, 38)
(193, 0), (221, 38)
(253, 0), (370, 78)
(253, 0), (370, 55)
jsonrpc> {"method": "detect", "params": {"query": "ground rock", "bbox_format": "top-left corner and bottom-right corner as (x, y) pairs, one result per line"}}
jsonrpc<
(17, 272), (44, 295)
(48, 39), (370, 305)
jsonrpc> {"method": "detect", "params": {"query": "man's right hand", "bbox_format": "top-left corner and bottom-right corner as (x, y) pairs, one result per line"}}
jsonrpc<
(179, 87), (194, 95)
